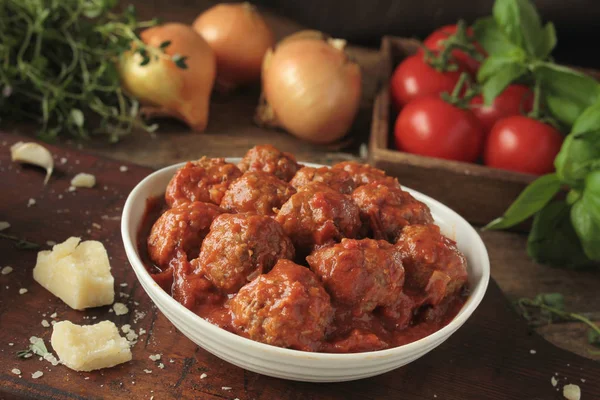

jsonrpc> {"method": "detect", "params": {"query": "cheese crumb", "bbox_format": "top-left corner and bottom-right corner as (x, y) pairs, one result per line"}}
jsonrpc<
(1, 266), (13, 275)
(92, 223), (102, 229)
(530, 349), (536, 354)
(121, 324), (131, 334)
(51, 320), (132, 372)
(169, 359), (174, 363)
(27, 198), (36, 207)
(43, 352), (59, 366)
(70, 173), (96, 188)
(41, 319), (50, 328)
(222, 387), (232, 391)
(60, 157), (67, 164)
(143, 369), (152, 374)
(8, 343), (13, 346)
(119, 166), (128, 172)
(0, 221), (10, 231)
(50, 312), (57, 318)
(11, 368), (21, 375)
(119, 283), (128, 287)
(200, 373), (207, 379)
(552, 376), (558, 387)
(138, 328), (146, 336)
(158, 363), (164, 369)
(46, 241), (57, 246)
(31, 371), (43, 379)
(149, 354), (161, 361)
(563, 384), (581, 400)
(19, 288), (28, 294)
(113, 303), (129, 316)
(33, 237), (114, 310)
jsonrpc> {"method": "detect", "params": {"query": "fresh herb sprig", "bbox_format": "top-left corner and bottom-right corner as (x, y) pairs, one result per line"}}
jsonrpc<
(17, 336), (50, 359)
(516, 293), (600, 353)
(479, 0), (600, 268)
(0, 0), (179, 142)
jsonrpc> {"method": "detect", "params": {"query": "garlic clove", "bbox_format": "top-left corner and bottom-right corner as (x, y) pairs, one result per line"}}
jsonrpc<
(10, 142), (54, 185)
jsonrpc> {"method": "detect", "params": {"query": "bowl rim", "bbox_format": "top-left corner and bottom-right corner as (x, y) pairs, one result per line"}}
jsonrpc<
(121, 159), (490, 361)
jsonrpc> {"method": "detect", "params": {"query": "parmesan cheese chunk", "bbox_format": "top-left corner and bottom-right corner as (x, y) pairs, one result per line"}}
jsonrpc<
(51, 321), (132, 372)
(563, 384), (581, 400)
(33, 237), (114, 310)
(70, 173), (96, 188)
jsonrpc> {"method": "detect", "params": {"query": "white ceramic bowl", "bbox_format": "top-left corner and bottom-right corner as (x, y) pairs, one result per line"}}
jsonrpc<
(121, 159), (490, 383)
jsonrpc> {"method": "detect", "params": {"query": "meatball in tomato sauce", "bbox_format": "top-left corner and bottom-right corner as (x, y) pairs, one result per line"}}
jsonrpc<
(229, 259), (333, 351)
(165, 157), (242, 207)
(352, 182), (433, 242)
(220, 171), (295, 216)
(396, 224), (468, 305)
(290, 166), (356, 195)
(332, 161), (400, 188)
(237, 144), (300, 182)
(307, 239), (405, 314)
(195, 214), (295, 293)
(148, 201), (224, 268)
(275, 183), (361, 256)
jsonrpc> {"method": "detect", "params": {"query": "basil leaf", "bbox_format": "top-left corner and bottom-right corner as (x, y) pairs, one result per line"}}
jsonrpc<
(534, 63), (600, 126)
(571, 170), (600, 260)
(477, 53), (525, 82)
(555, 103), (600, 187)
(485, 173), (561, 230)
(527, 201), (592, 268)
(533, 293), (565, 310)
(537, 22), (557, 60)
(473, 17), (523, 56)
(481, 63), (527, 105)
(493, 0), (525, 48)
(588, 329), (600, 346)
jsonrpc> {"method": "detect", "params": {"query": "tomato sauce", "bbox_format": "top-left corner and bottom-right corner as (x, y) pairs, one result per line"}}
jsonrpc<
(138, 196), (468, 353)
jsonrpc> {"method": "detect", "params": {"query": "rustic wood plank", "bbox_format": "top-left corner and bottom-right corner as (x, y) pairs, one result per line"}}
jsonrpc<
(1, 133), (600, 400)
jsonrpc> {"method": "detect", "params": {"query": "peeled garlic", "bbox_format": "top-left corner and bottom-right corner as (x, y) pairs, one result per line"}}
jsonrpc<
(10, 142), (54, 184)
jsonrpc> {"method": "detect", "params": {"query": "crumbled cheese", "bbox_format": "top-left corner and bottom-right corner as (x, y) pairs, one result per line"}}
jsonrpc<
(51, 320), (132, 372)
(58, 194), (63, 199)
(222, 387), (232, 391)
(119, 166), (128, 172)
(11, 368), (21, 375)
(530, 349), (536, 354)
(563, 384), (581, 400)
(138, 328), (146, 336)
(51, 320), (56, 326)
(27, 198), (36, 207)
(8, 343), (14, 346)
(133, 310), (146, 323)
(41, 319), (50, 328)
(119, 292), (129, 298)
(60, 158), (67, 164)
(92, 223), (101, 230)
(33, 237), (114, 310)
(158, 363), (164, 369)
(68, 186), (76, 192)
(0, 221), (10, 231)
(169, 359), (174, 363)
(50, 312), (57, 318)
(200, 373), (207, 379)
(149, 354), (161, 361)
(552, 376), (558, 387)
(31, 371), (43, 379)
(121, 324), (131, 334)
(113, 303), (128, 316)
(581, 379), (586, 383)
(1, 266), (13, 275)
(143, 369), (152, 374)
(70, 173), (96, 188)
(125, 330), (138, 344)
(46, 241), (57, 246)
(119, 283), (128, 287)
(19, 288), (28, 295)
(43, 352), (59, 366)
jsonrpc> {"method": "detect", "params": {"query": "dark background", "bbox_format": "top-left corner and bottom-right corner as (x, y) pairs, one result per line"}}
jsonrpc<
(254, 0), (600, 68)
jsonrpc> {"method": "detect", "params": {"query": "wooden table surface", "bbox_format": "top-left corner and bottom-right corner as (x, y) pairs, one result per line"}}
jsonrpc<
(2, 0), (599, 378)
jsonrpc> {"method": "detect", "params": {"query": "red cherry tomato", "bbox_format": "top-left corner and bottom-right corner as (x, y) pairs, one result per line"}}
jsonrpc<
(390, 53), (465, 109)
(423, 24), (486, 75)
(394, 96), (484, 162)
(470, 85), (534, 135)
(484, 116), (563, 175)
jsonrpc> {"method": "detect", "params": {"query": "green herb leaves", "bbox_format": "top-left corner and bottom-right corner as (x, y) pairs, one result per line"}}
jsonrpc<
(17, 336), (50, 359)
(0, 0), (162, 140)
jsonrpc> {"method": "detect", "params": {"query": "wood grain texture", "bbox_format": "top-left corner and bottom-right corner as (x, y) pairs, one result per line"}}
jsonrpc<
(1, 133), (599, 400)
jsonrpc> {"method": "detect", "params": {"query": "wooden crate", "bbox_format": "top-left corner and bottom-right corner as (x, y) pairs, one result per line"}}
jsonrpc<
(369, 36), (537, 227)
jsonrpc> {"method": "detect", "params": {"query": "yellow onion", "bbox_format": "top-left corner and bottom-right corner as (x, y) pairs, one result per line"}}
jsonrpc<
(256, 34), (361, 144)
(118, 23), (216, 132)
(193, 3), (274, 91)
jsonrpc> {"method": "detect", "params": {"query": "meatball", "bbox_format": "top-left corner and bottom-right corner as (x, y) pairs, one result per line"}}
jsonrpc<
(220, 171), (296, 216)
(229, 259), (333, 351)
(148, 201), (224, 268)
(396, 224), (468, 305)
(237, 144), (300, 182)
(307, 239), (405, 313)
(170, 249), (221, 310)
(290, 166), (356, 194)
(195, 214), (295, 293)
(165, 157), (242, 207)
(352, 182), (434, 242)
(275, 183), (361, 256)
(328, 329), (389, 353)
(332, 161), (400, 188)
